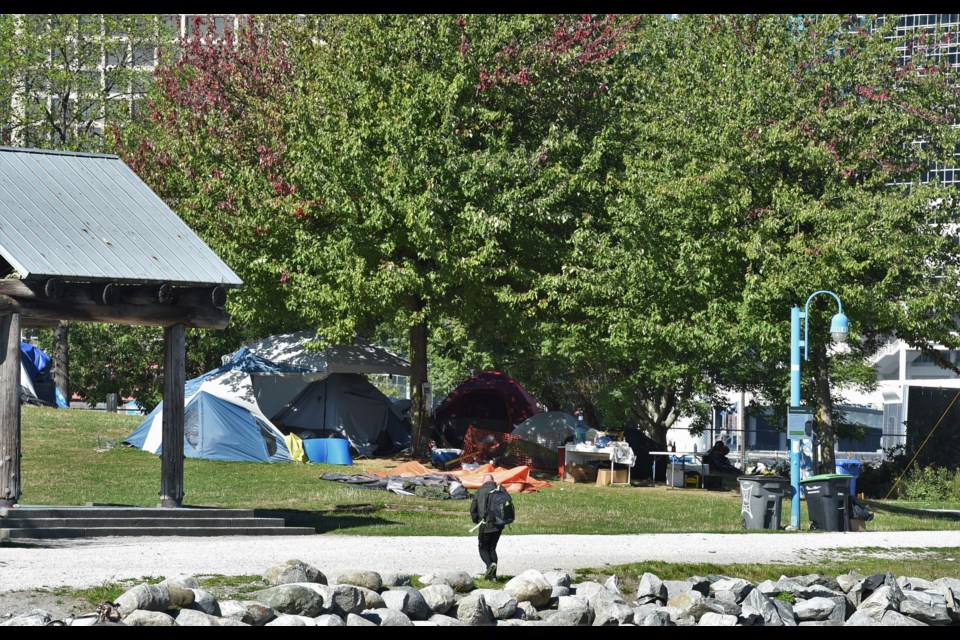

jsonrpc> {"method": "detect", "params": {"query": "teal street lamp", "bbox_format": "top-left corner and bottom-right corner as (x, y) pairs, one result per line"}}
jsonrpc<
(789, 290), (848, 530)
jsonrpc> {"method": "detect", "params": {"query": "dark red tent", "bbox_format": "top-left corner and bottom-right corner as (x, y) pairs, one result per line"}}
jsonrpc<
(432, 371), (540, 448)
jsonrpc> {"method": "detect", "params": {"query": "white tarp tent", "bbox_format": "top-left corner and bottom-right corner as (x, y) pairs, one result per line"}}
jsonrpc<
(241, 330), (411, 376)
(19, 361), (36, 401)
(511, 411), (577, 453)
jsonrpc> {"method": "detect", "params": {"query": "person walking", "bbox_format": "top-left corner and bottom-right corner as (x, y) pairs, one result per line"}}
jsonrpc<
(470, 473), (504, 580)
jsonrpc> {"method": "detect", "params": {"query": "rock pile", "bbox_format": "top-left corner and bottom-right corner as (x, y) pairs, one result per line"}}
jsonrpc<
(3, 559), (959, 626)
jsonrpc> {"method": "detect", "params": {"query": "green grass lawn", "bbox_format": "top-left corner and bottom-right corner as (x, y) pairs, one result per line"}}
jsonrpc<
(14, 405), (960, 536)
(9, 405), (960, 599)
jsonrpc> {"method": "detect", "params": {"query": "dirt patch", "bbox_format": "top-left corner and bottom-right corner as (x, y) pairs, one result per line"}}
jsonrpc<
(0, 589), (94, 623)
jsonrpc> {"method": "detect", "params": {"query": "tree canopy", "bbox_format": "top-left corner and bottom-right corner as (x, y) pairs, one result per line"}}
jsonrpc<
(103, 14), (960, 463)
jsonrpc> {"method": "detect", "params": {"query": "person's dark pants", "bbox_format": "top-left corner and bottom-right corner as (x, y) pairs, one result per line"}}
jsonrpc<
(478, 528), (502, 570)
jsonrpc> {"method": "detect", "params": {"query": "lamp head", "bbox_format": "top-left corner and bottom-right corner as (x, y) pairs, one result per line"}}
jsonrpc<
(830, 312), (849, 343)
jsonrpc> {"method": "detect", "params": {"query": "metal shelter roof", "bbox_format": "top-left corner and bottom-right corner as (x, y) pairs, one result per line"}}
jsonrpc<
(0, 146), (242, 287)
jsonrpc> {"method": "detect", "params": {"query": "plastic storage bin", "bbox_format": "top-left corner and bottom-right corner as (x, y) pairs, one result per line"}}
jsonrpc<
(738, 475), (790, 530)
(835, 459), (863, 496)
(800, 473), (853, 531)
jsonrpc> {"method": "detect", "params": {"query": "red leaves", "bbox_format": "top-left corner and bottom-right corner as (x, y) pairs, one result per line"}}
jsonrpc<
(476, 14), (637, 91)
(856, 85), (888, 102)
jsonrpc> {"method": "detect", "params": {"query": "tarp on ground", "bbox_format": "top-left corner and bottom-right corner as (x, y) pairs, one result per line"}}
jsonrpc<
(365, 461), (551, 494)
(432, 370), (540, 448)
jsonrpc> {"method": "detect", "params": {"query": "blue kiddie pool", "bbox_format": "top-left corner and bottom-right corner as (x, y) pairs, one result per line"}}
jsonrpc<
(325, 438), (353, 465)
(303, 438), (328, 463)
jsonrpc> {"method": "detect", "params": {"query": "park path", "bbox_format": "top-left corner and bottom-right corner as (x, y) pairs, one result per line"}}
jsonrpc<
(2, 530), (958, 592)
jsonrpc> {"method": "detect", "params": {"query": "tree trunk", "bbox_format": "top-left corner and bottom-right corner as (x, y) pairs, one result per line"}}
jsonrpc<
(53, 320), (69, 404)
(632, 386), (679, 447)
(811, 341), (836, 473)
(408, 299), (429, 460)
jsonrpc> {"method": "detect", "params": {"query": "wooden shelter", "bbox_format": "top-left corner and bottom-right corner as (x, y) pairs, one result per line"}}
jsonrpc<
(0, 146), (242, 508)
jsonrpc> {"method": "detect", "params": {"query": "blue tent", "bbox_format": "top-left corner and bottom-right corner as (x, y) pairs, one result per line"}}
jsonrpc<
(123, 348), (294, 463)
(19, 342), (67, 408)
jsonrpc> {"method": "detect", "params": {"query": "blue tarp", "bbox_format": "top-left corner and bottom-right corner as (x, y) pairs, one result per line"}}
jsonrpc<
(19, 342), (66, 407)
(20, 342), (51, 382)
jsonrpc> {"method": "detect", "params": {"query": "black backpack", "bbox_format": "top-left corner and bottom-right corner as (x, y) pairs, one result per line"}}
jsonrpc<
(485, 485), (515, 526)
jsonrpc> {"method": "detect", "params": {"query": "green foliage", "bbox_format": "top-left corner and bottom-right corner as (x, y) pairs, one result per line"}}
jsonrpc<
(901, 465), (958, 502)
(52, 14), (960, 452)
(595, 14), (960, 449)
(775, 591), (797, 604)
(61, 324), (247, 413)
(0, 14), (175, 151)
(863, 444), (960, 502)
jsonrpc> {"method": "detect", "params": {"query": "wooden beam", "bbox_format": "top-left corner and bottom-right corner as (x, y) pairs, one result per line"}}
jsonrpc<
(0, 281), (232, 309)
(160, 323), (185, 508)
(0, 312), (21, 507)
(122, 285), (228, 308)
(0, 295), (21, 316)
(16, 299), (230, 329)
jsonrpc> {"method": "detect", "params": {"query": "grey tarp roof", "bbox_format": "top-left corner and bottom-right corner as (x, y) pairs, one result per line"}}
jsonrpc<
(241, 331), (412, 377)
(0, 146), (242, 287)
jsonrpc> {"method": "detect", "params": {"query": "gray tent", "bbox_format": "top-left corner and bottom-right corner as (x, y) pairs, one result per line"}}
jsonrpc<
(229, 332), (412, 457)
(269, 373), (409, 457)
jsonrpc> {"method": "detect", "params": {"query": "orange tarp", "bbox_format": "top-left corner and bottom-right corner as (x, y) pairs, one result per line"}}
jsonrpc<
(365, 461), (551, 494)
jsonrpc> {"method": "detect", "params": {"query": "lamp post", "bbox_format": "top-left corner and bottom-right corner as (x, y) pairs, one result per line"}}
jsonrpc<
(789, 290), (848, 530)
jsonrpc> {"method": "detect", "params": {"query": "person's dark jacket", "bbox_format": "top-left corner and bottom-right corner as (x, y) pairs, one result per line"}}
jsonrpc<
(470, 480), (503, 534)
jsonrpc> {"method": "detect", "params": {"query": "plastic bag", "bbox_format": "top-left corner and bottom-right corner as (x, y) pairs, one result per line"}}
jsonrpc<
(850, 496), (874, 521)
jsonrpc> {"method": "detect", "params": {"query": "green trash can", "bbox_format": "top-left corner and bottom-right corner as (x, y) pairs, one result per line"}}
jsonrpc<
(738, 475), (791, 530)
(800, 473), (854, 531)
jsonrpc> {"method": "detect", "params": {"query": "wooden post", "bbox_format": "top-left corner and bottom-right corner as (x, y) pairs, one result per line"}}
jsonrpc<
(159, 323), (185, 508)
(0, 310), (22, 507)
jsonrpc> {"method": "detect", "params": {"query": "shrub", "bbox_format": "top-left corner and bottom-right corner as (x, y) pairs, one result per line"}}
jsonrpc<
(900, 465), (956, 502)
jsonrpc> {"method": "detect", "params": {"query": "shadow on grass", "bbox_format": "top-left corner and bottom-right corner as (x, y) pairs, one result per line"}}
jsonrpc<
(254, 507), (403, 533)
(864, 500), (960, 521)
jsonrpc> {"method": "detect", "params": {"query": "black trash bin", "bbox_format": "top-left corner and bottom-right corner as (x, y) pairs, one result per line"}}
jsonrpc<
(738, 475), (791, 530)
(800, 473), (854, 531)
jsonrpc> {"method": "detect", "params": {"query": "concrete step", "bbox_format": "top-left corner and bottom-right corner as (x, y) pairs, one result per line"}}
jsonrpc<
(0, 505), (317, 539)
(1, 517), (295, 528)
(1, 526), (316, 539)
(1, 506), (259, 519)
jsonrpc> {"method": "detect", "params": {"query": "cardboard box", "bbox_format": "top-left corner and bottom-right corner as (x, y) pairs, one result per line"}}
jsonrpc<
(564, 462), (598, 483)
(596, 468), (628, 486)
(850, 518), (867, 532)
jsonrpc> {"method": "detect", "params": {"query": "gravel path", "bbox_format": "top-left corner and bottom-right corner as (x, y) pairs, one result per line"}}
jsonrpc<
(2, 530), (958, 592)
